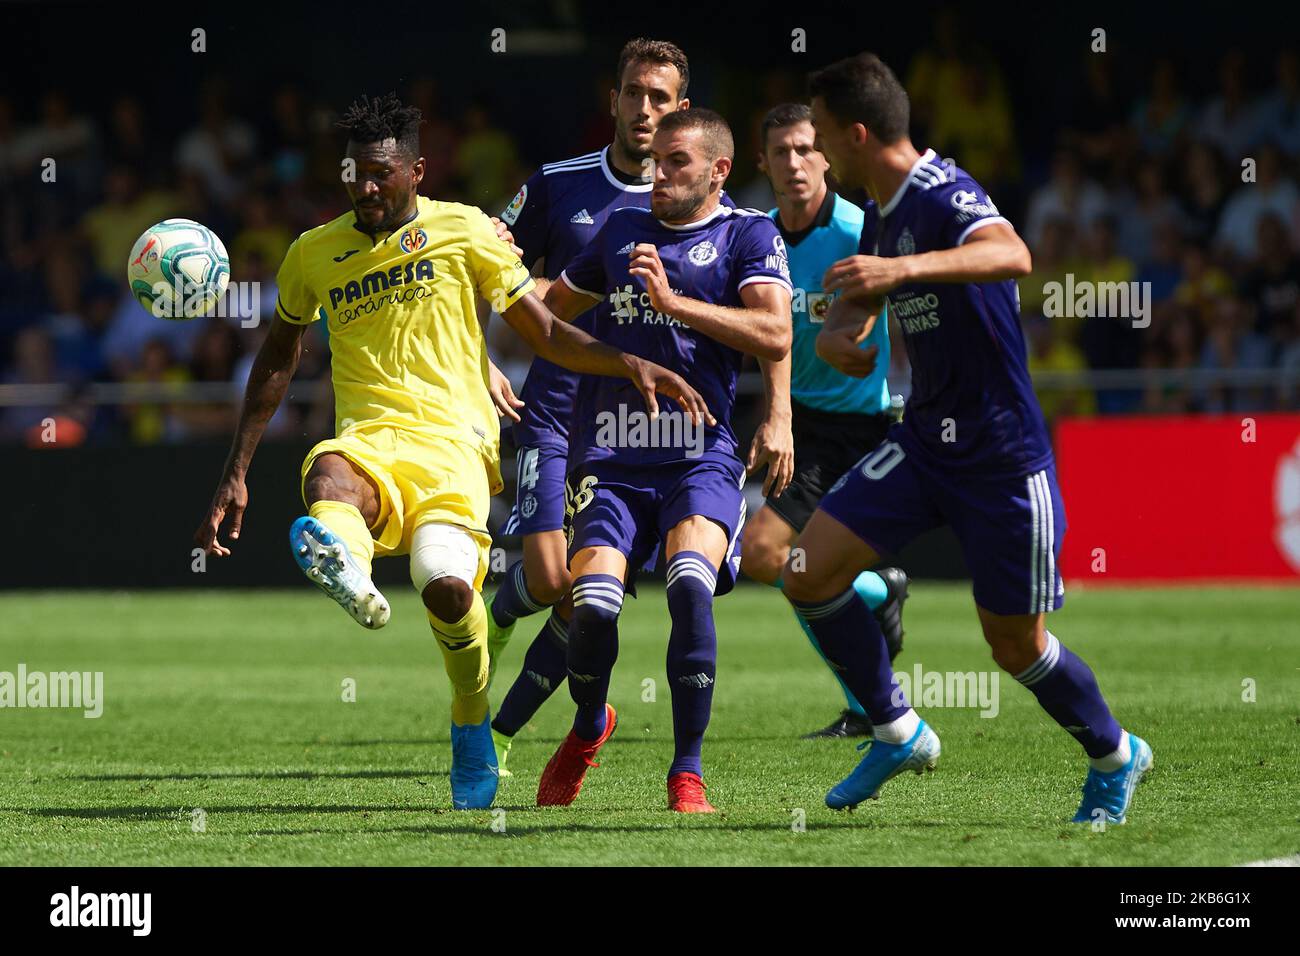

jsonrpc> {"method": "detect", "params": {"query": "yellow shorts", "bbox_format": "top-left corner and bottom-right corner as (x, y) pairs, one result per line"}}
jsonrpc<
(301, 425), (495, 588)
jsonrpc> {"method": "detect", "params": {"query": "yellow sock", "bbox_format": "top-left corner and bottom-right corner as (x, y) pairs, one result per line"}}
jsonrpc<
(429, 590), (489, 726)
(308, 500), (375, 576)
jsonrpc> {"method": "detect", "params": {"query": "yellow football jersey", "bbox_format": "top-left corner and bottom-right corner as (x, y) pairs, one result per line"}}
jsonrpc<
(275, 196), (534, 483)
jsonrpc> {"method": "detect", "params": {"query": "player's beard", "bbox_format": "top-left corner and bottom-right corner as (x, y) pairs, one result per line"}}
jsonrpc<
(653, 167), (712, 222)
(613, 121), (654, 179)
(355, 194), (412, 234)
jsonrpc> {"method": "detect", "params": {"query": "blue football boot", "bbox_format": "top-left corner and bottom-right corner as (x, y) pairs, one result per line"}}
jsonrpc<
(825, 719), (941, 810)
(289, 515), (389, 629)
(1072, 732), (1153, 825)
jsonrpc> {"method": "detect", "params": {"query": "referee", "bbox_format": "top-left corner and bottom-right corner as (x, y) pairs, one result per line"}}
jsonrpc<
(740, 103), (908, 739)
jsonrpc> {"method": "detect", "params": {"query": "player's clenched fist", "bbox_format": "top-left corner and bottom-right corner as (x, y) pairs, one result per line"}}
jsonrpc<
(823, 254), (906, 303)
(194, 474), (249, 557)
(628, 243), (677, 314)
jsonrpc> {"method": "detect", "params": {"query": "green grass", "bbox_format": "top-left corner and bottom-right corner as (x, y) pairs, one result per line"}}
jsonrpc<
(0, 584), (1297, 866)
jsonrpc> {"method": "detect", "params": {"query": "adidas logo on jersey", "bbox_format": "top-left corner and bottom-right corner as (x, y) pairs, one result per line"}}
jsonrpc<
(570, 208), (595, 225)
(617, 241), (636, 255)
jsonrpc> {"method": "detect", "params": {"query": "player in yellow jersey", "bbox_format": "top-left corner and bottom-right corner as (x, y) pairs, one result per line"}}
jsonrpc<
(193, 93), (711, 811)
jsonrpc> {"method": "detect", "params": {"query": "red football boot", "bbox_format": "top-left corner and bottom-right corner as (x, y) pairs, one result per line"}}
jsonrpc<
(667, 771), (716, 813)
(536, 704), (618, 807)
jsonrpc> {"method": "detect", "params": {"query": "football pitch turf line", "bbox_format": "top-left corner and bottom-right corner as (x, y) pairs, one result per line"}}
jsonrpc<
(0, 585), (1296, 866)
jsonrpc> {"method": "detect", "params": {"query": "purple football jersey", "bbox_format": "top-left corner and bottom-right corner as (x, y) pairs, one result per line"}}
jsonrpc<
(501, 148), (654, 449)
(560, 203), (792, 467)
(863, 148), (1052, 477)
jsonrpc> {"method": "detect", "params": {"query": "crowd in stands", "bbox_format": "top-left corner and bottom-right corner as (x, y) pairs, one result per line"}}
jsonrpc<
(3, 37), (1300, 446)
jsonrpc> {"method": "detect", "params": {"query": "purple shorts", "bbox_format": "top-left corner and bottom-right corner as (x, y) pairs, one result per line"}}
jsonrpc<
(566, 456), (746, 595)
(501, 442), (568, 536)
(818, 432), (1066, 616)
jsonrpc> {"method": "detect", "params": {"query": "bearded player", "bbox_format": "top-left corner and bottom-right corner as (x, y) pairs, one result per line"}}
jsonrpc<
(535, 108), (793, 812)
(782, 55), (1151, 823)
(193, 93), (710, 812)
(487, 39), (754, 777)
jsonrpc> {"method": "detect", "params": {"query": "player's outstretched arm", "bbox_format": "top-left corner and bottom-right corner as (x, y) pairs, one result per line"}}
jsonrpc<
(815, 295), (882, 379)
(824, 223), (1032, 302)
(628, 244), (792, 360)
(194, 316), (306, 556)
(501, 290), (715, 427)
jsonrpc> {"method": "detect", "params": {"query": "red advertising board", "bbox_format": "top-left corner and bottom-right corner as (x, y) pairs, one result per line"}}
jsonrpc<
(1056, 414), (1300, 581)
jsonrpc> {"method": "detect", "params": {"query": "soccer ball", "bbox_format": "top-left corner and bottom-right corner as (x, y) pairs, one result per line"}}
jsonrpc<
(127, 218), (230, 320)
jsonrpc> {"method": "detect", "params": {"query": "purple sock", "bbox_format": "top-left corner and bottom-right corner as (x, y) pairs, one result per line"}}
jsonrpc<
(491, 610), (569, 738)
(490, 561), (549, 628)
(789, 587), (908, 725)
(665, 551), (718, 778)
(568, 574), (623, 740)
(1015, 632), (1123, 758)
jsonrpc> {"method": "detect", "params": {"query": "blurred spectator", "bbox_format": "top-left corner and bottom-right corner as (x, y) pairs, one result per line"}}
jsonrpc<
(104, 96), (153, 179)
(264, 85), (310, 187)
(1020, 217), (1082, 324)
(1215, 144), (1299, 264)
(1239, 213), (1300, 344)
(1025, 149), (1109, 248)
(1, 326), (65, 440)
(1179, 141), (1230, 241)
(1197, 296), (1273, 411)
(1174, 238), (1234, 327)
(1254, 51), (1300, 158)
(456, 100), (520, 208)
(1130, 59), (1191, 157)
(124, 338), (190, 444)
(1142, 304), (1202, 413)
(1061, 55), (1129, 178)
(1277, 300), (1300, 407)
(100, 288), (204, 380)
(1196, 51), (1258, 163)
(38, 252), (113, 381)
(905, 7), (966, 141)
(175, 320), (241, 437)
(176, 82), (257, 205)
(1026, 315), (1096, 423)
(9, 91), (97, 195)
(1136, 220), (1185, 305)
(1078, 218), (1142, 411)
(409, 78), (462, 198)
(928, 55), (1019, 193)
(230, 193), (291, 279)
(80, 165), (178, 280)
(1112, 158), (1184, 265)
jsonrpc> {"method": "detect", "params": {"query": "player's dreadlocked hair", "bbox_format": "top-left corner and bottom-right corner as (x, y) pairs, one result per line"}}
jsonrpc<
(336, 92), (423, 158)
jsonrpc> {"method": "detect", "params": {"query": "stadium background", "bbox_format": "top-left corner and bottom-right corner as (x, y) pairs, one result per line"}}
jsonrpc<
(4, 2), (1300, 587)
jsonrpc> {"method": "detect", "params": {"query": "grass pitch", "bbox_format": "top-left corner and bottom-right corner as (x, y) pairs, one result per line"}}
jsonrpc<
(0, 584), (1296, 866)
